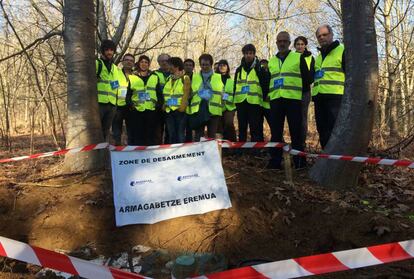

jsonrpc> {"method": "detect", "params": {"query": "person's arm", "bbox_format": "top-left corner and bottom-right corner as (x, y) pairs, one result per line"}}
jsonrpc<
(300, 54), (311, 93)
(342, 51), (346, 74)
(179, 75), (191, 112)
(155, 75), (164, 109)
(257, 65), (270, 97)
(125, 81), (133, 109)
(309, 56), (315, 84)
(233, 67), (240, 96)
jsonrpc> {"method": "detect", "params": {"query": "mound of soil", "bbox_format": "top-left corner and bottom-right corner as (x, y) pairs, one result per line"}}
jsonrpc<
(0, 137), (413, 278)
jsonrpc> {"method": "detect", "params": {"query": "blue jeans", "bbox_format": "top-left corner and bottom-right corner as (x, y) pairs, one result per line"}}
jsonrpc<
(165, 111), (187, 143)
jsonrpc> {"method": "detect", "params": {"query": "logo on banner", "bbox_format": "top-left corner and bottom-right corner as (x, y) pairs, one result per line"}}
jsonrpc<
(130, 179), (153, 186)
(177, 173), (199, 181)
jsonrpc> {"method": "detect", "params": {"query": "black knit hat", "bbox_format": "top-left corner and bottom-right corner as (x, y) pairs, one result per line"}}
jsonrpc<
(100, 39), (116, 53)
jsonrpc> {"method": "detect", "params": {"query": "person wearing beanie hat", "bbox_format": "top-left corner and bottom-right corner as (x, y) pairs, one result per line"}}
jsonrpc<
(96, 39), (123, 142)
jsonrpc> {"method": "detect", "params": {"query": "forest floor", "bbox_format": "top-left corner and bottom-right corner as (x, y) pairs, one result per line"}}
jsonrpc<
(0, 134), (413, 278)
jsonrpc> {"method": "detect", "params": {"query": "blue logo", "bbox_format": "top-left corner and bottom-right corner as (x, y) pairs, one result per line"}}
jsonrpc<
(130, 179), (153, 186)
(177, 174), (199, 181)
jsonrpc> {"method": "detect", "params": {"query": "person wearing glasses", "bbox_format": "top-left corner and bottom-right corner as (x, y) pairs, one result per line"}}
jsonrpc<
(153, 54), (171, 144)
(112, 53), (136, 145)
(313, 24), (345, 149)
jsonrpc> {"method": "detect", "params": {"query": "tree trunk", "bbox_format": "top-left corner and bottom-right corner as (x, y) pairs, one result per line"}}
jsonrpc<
(309, 0), (378, 190)
(63, 0), (105, 172)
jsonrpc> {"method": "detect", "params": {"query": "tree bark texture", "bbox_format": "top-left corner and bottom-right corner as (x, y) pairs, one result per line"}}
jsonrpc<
(309, 0), (379, 190)
(63, 0), (105, 172)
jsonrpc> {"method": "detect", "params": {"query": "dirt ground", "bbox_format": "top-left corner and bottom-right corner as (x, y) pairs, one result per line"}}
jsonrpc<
(0, 135), (413, 278)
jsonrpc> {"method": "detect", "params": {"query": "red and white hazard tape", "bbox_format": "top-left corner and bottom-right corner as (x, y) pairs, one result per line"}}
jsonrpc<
(193, 239), (414, 279)
(0, 236), (151, 279)
(0, 140), (413, 169)
(0, 143), (108, 164)
(286, 146), (414, 169)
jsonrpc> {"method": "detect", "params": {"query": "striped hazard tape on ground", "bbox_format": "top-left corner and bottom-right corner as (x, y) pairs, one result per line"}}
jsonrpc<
(193, 240), (414, 279)
(0, 143), (109, 163)
(0, 140), (413, 169)
(0, 236), (151, 279)
(1, 235), (413, 279)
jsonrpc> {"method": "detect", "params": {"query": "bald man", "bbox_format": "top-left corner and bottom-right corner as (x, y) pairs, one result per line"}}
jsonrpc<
(266, 31), (311, 170)
(312, 24), (346, 149)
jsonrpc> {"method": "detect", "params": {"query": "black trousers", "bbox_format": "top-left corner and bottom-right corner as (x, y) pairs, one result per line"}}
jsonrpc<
(301, 91), (311, 145)
(99, 103), (116, 141)
(126, 109), (160, 146)
(111, 106), (130, 145)
(314, 96), (342, 149)
(236, 101), (264, 142)
(269, 98), (305, 168)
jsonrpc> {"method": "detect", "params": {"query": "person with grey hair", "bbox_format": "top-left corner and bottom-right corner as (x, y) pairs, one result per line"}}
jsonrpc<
(266, 31), (311, 169)
(312, 24), (346, 149)
(153, 53), (171, 144)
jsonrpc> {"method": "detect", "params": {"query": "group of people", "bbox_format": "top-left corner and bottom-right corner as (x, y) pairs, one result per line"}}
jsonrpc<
(96, 24), (345, 169)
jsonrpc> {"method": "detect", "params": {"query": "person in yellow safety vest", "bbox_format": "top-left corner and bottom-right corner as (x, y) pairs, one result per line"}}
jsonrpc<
(216, 59), (237, 142)
(125, 55), (162, 146)
(96, 39), (123, 141)
(111, 53), (135, 146)
(313, 24), (346, 149)
(294, 36), (315, 148)
(233, 44), (269, 142)
(266, 31), (312, 170)
(183, 58), (195, 142)
(188, 54), (224, 141)
(259, 58), (272, 140)
(163, 57), (191, 143)
(153, 53), (171, 144)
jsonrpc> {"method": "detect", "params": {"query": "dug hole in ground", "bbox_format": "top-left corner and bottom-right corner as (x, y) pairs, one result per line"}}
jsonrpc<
(0, 135), (413, 278)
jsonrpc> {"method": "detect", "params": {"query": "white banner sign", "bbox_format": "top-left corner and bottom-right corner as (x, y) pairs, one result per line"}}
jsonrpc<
(111, 141), (232, 226)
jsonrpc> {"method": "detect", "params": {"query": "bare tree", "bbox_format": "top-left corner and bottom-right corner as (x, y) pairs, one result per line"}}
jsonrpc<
(63, 0), (105, 172)
(309, 0), (379, 189)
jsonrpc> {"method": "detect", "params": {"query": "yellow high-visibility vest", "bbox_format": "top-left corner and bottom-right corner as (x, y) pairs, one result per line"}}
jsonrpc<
(96, 59), (120, 105)
(188, 73), (223, 116)
(312, 44), (345, 96)
(130, 73), (159, 111)
(223, 78), (236, 112)
(163, 76), (185, 113)
(234, 68), (263, 105)
(268, 51), (303, 101)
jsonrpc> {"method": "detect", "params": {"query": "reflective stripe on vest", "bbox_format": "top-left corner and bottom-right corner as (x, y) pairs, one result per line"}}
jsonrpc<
(234, 68), (263, 105)
(312, 44), (345, 96)
(268, 51), (303, 101)
(96, 59), (119, 105)
(163, 76), (184, 112)
(188, 73), (223, 116)
(130, 74), (159, 111)
(223, 78), (236, 112)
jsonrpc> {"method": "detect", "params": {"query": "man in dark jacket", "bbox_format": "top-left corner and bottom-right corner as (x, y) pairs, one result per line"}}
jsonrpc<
(233, 44), (270, 142)
(313, 24), (346, 149)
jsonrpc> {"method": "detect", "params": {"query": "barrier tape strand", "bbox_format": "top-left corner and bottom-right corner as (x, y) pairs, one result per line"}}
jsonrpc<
(0, 236), (151, 279)
(0, 141), (412, 169)
(193, 239), (414, 279)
